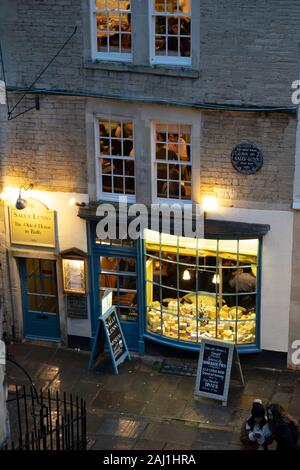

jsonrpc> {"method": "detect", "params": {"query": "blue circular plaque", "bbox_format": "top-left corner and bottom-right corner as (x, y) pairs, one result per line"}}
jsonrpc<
(231, 143), (263, 175)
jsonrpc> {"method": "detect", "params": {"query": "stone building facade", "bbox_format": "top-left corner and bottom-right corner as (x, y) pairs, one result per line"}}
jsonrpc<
(0, 0), (299, 368)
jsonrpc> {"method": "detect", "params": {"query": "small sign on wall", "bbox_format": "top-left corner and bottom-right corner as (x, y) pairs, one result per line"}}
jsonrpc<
(66, 294), (88, 319)
(231, 142), (263, 175)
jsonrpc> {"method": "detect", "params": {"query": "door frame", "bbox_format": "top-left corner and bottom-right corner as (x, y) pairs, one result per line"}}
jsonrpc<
(6, 250), (67, 344)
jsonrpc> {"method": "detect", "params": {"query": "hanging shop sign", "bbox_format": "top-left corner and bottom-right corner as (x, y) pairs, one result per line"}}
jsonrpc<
(194, 338), (244, 406)
(89, 290), (131, 374)
(231, 143), (263, 175)
(9, 198), (56, 248)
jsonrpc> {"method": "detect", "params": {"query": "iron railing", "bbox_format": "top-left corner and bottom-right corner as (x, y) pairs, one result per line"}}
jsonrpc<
(4, 385), (87, 450)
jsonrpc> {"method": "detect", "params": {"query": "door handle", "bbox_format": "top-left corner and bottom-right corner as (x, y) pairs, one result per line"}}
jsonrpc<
(37, 315), (48, 320)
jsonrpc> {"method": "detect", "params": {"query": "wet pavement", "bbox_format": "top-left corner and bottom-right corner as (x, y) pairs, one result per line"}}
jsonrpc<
(5, 342), (300, 450)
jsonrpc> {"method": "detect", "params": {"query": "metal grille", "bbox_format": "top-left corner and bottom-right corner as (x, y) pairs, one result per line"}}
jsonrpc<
(4, 385), (87, 450)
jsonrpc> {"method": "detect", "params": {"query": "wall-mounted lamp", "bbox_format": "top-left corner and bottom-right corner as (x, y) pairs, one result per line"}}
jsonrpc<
(15, 184), (33, 210)
(69, 197), (86, 208)
(202, 194), (219, 213)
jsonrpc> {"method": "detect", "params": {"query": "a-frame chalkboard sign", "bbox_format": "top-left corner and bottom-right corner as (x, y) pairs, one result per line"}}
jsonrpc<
(194, 338), (244, 406)
(88, 290), (131, 374)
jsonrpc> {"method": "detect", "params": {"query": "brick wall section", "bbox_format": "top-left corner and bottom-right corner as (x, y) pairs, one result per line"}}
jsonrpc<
(0, 95), (87, 192)
(200, 111), (296, 205)
(1, 0), (300, 106)
(0, 97), (295, 206)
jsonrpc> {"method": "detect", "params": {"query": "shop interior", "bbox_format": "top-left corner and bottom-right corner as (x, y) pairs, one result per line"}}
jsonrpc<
(145, 230), (258, 346)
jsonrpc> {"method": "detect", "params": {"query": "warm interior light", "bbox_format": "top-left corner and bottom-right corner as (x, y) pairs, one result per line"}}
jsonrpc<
(0, 191), (8, 201)
(69, 197), (76, 206)
(212, 274), (220, 284)
(202, 195), (219, 212)
(183, 269), (191, 280)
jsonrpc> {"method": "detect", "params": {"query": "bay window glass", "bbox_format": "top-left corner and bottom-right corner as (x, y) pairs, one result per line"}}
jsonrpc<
(154, 123), (192, 201)
(151, 0), (191, 65)
(145, 230), (259, 346)
(92, 0), (132, 60)
(97, 119), (135, 198)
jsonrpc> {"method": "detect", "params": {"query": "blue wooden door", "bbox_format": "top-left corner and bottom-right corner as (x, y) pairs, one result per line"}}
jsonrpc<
(98, 255), (139, 351)
(20, 258), (60, 341)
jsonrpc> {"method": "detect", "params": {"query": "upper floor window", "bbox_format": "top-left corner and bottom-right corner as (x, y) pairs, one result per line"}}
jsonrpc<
(153, 123), (192, 201)
(91, 0), (132, 61)
(96, 118), (135, 200)
(150, 0), (191, 66)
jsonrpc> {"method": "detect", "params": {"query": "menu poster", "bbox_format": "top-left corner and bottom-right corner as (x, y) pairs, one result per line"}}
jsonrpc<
(194, 339), (242, 406)
(62, 258), (86, 294)
(105, 310), (126, 362)
(88, 306), (130, 374)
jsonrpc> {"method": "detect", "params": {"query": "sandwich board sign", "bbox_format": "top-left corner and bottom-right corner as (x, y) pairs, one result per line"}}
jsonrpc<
(194, 338), (244, 406)
(88, 289), (131, 374)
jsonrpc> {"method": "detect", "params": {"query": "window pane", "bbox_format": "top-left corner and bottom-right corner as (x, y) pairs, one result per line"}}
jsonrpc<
(180, 37), (190, 57)
(95, 0), (107, 10)
(155, 36), (166, 55)
(156, 16), (166, 34)
(114, 176), (124, 193)
(26, 259), (40, 277)
(102, 175), (112, 192)
(125, 160), (134, 176)
(28, 277), (41, 294)
(157, 180), (167, 198)
(41, 260), (55, 277)
(28, 294), (42, 312)
(43, 296), (57, 314)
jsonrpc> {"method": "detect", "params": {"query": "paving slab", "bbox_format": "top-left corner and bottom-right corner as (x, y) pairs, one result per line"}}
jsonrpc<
(95, 417), (147, 439)
(141, 422), (199, 446)
(5, 342), (300, 451)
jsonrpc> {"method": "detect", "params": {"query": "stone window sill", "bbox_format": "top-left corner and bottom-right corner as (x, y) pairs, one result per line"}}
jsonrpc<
(84, 60), (200, 78)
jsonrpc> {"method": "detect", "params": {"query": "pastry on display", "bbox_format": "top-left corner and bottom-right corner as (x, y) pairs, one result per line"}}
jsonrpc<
(147, 298), (256, 345)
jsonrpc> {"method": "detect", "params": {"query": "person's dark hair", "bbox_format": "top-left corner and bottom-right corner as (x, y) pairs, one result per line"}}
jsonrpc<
(246, 400), (266, 430)
(267, 404), (299, 430)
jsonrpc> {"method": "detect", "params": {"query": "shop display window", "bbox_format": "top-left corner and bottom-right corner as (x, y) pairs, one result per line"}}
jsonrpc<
(145, 230), (259, 345)
(154, 123), (192, 201)
(98, 119), (135, 198)
(151, 0), (191, 64)
(93, 0), (132, 59)
(99, 256), (138, 321)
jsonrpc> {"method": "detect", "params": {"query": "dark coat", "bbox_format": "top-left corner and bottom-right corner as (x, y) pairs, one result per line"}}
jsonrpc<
(274, 421), (299, 450)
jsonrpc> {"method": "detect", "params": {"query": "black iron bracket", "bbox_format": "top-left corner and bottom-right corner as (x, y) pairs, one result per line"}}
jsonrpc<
(0, 26), (77, 121)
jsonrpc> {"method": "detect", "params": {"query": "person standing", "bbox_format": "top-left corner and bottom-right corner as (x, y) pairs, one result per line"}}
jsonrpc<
(240, 399), (273, 450)
(267, 404), (299, 450)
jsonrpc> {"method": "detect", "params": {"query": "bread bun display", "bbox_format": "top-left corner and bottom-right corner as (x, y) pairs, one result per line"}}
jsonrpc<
(147, 299), (256, 344)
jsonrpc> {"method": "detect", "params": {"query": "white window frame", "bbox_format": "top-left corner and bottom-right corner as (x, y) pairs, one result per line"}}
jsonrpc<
(90, 0), (133, 62)
(95, 116), (136, 202)
(151, 121), (193, 205)
(149, 0), (192, 67)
